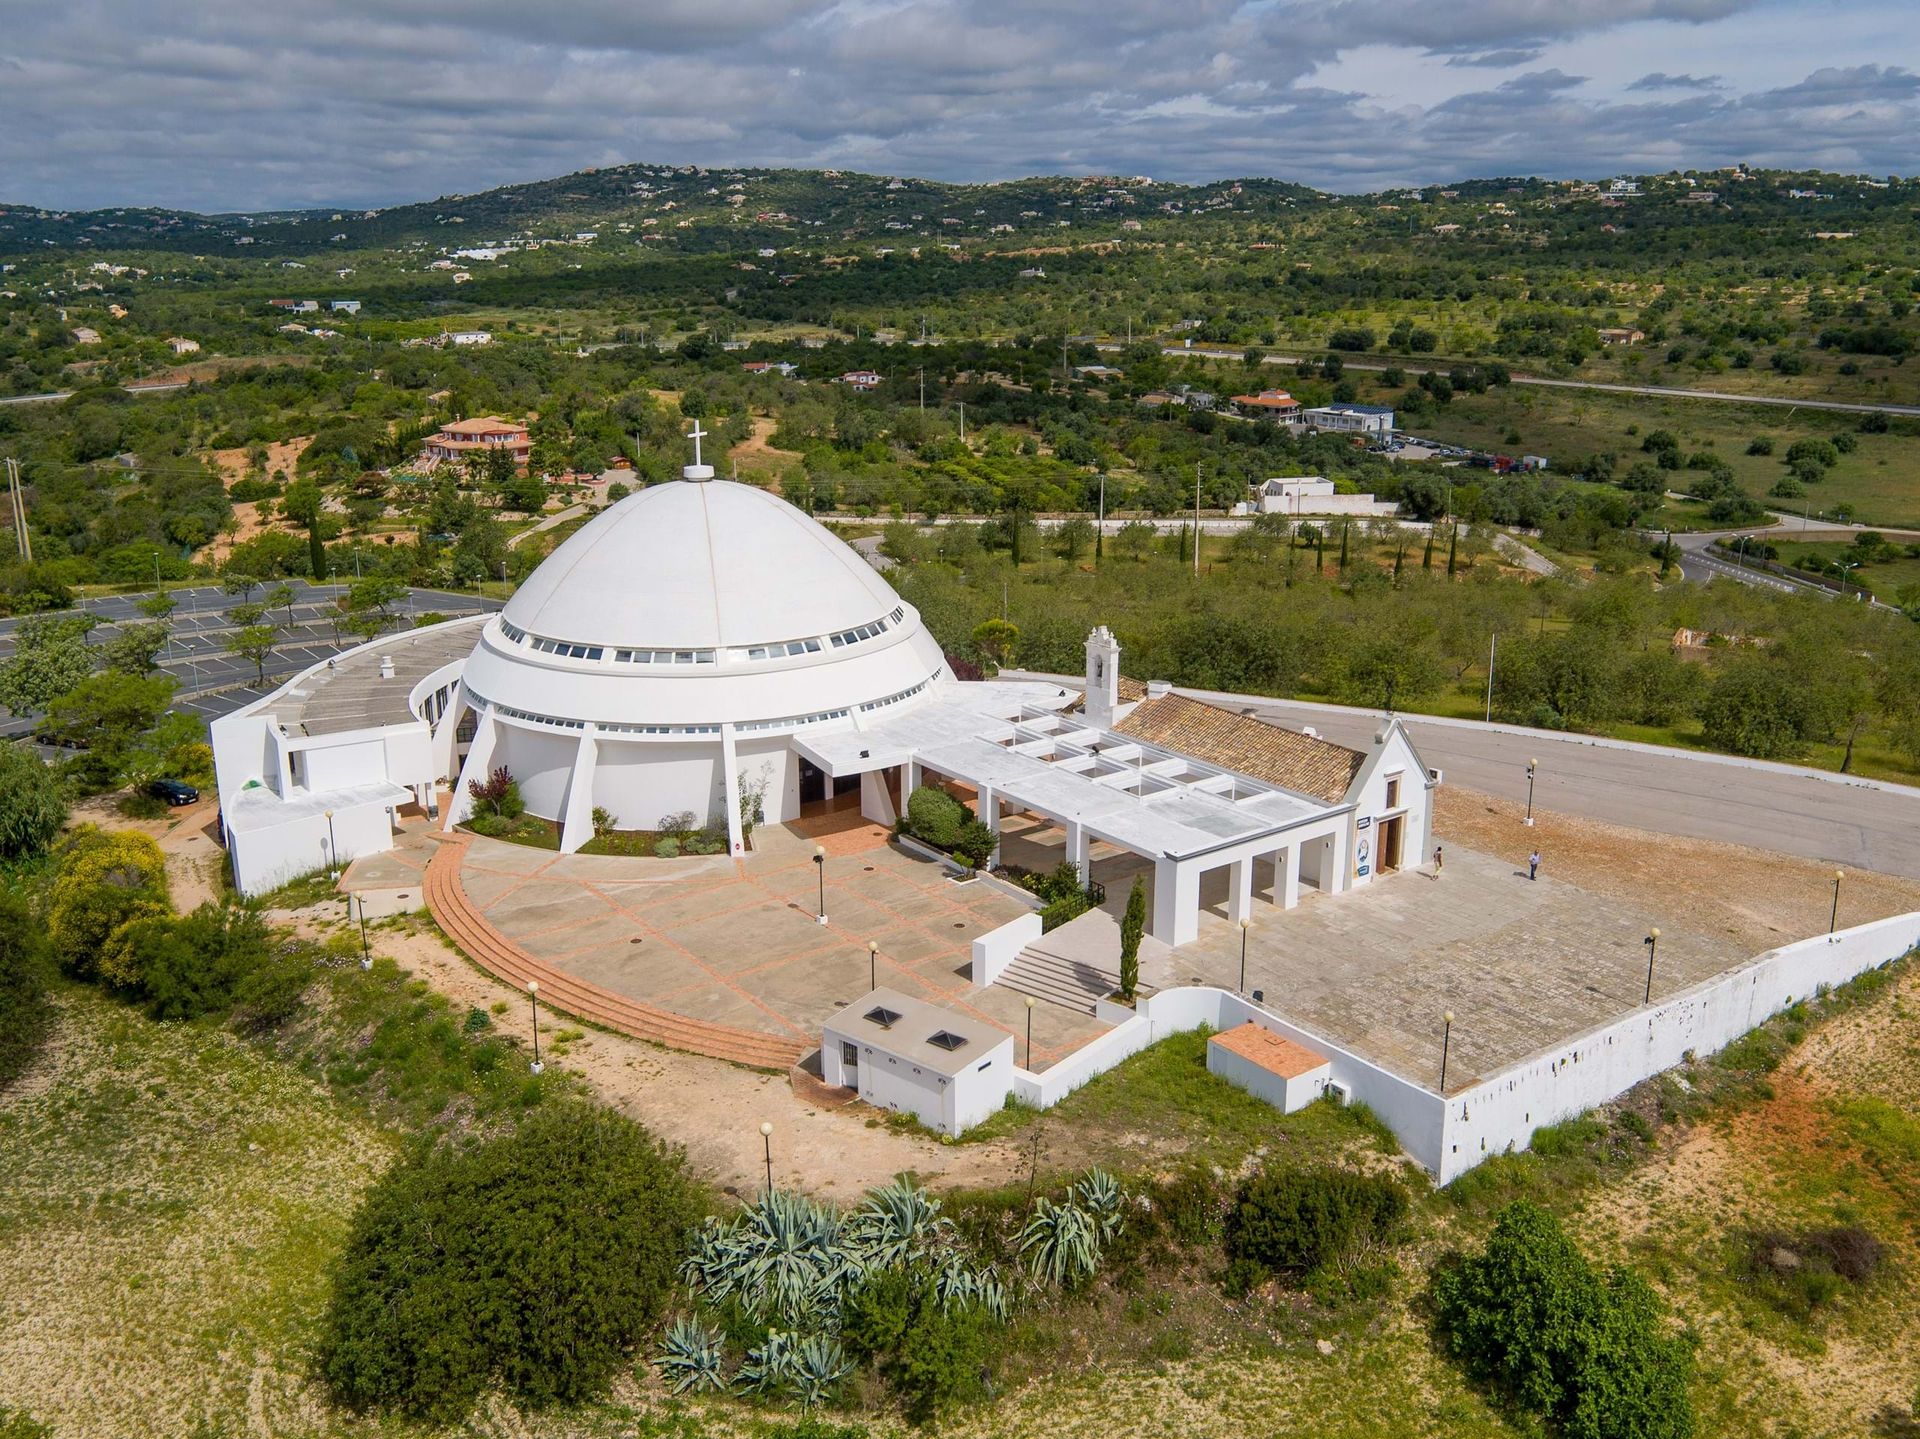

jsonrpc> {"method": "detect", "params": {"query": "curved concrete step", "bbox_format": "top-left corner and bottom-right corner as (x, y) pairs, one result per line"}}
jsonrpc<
(422, 836), (806, 1070)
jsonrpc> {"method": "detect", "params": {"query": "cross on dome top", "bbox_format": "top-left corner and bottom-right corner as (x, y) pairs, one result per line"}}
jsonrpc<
(682, 420), (715, 482)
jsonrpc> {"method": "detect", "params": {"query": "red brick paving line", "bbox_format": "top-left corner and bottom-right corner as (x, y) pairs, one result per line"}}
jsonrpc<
(423, 834), (805, 1070)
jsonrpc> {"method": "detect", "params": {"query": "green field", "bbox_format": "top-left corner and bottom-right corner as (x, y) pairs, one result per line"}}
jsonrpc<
(1771, 539), (1920, 600)
(1381, 381), (1920, 529)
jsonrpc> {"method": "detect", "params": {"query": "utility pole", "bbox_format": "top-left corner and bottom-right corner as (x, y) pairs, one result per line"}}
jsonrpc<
(918, 366), (925, 412)
(1485, 631), (1497, 722)
(958, 401), (966, 444)
(1096, 474), (1105, 563)
(1193, 463), (1202, 577)
(6, 458), (30, 563)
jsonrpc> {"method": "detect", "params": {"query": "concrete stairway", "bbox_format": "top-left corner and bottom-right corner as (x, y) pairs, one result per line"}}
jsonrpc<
(423, 832), (807, 1071)
(997, 942), (1121, 1016)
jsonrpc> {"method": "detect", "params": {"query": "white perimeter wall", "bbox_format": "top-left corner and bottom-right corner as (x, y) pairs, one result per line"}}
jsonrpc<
(588, 737), (726, 832)
(230, 799), (393, 896)
(984, 911), (1914, 1174)
(1437, 912), (1920, 1182)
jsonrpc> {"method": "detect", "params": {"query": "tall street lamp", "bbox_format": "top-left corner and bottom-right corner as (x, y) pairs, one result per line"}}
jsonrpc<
(1643, 928), (1660, 1005)
(759, 1120), (774, 1191)
(1830, 869), (1844, 934)
(1439, 1010), (1455, 1092)
(1524, 759), (1538, 827)
(324, 808), (339, 878)
(1238, 918), (1251, 993)
(868, 939), (879, 991)
(527, 979), (543, 1074)
(813, 844), (828, 925)
(1024, 996), (1036, 1069)
(357, 894), (372, 970)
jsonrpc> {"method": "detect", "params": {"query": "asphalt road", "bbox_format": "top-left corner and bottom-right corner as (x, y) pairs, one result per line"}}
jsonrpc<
(1009, 673), (1920, 881)
(1127, 344), (1920, 417)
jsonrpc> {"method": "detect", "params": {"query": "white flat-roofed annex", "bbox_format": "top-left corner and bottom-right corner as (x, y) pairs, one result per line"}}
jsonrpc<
(796, 680), (1348, 861)
(826, 986), (1010, 1077)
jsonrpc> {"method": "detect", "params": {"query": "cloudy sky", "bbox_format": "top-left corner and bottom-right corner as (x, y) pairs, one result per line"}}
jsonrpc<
(5, 0), (1915, 211)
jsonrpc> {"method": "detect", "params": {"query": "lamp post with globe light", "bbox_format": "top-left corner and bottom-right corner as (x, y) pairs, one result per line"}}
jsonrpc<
(528, 980), (543, 1074)
(1440, 1010), (1455, 1091)
(759, 1121), (774, 1191)
(813, 845), (827, 924)
(1643, 928), (1660, 1004)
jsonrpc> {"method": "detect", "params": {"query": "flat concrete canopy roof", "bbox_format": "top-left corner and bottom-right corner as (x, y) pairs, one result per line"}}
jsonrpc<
(801, 682), (1344, 862)
(268, 617), (483, 737)
(828, 986), (1011, 1076)
(223, 778), (414, 834)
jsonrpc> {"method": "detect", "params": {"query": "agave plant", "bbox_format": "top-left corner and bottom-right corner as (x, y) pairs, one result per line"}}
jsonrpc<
(1073, 1167), (1128, 1244)
(790, 1333), (854, 1406)
(1020, 1196), (1103, 1288)
(735, 1330), (802, 1396)
(652, 1315), (727, 1395)
(844, 1179), (955, 1269)
(931, 1248), (1012, 1322)
(681, 1189), (862, 1328)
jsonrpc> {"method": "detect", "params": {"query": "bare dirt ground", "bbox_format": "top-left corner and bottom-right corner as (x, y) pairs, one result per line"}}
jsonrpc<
(365, 920), (1025, 1201)
(1433, 784), (1920, 952)
(202, 436), (313, 565)
(727, 414), (801, 485)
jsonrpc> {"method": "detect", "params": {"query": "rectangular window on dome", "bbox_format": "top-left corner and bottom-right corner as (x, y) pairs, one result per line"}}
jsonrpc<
(675, 651), (693, 664)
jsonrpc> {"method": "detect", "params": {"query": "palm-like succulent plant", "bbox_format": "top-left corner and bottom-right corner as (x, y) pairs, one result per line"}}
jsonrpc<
(845, 1179), (956, 1269)
(1020, 1195), (1103, 1288)
(790, 1333), (854, 1406)
(1073, 1167), (1127, 1244)
(932, 1249), (1012, 1322)
(653, 1315), (727, 1395)
(682, 1189), (861, 1328)
(735, 1330), (801, 1396)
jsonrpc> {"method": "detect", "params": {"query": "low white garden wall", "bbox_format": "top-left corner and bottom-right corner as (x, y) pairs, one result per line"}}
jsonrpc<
(984, 914), (1917, 1177)
(1436, 912), (1920, 1183)
(971, 913), (1045, 987)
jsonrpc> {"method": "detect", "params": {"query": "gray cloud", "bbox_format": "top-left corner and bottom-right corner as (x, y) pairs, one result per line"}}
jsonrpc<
(0, 1), (1910, 211)
(1627, 71), (1725, 91)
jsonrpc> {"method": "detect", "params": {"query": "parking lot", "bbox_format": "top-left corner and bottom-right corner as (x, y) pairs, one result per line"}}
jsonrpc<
(0, 581), (500, 733)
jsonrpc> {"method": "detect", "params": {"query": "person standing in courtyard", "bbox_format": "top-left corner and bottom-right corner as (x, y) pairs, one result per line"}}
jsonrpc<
(1433, 845), (1443, 876)
(1528, 849), (1540, 881)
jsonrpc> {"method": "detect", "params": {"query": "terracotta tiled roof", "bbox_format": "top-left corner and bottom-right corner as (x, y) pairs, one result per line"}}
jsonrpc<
(1116, 675), (1148, 702)
(1211, 1022), (1327, 1078)
(1114, 692), (1364, 805)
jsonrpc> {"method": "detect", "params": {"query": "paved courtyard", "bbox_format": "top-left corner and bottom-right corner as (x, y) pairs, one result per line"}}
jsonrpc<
(1167, 846), (1750, 1090)
(450, 815), (1112, 1068)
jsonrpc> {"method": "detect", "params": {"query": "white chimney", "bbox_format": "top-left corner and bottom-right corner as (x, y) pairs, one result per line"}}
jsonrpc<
(378, 656), (395, 679)
(1145, 679), (1173, 699)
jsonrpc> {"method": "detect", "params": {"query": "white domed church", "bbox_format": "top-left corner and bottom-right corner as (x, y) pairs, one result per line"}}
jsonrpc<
(447, 426), (950, 850)
(212, 426), (1434, 949)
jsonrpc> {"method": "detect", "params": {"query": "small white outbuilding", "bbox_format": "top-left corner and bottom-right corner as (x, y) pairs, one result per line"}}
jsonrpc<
(1206, 1022), (1332, 1113)
(822, 988), (1015, 1136)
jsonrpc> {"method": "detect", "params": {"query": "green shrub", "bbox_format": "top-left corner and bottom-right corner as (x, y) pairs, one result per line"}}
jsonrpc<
(1739, 1224), (1884, 1319)
(849, 1272), (998, 1424)
(1225, 1166), (1407, 1279)
(654, 835), (681, 858)
(127, 903), (313, 1026)
(320, 1102), (700, 1423)
(0, 743), (68, 861)
(1039, 891), (1091, 932)
(0, 894), (53, 1091)
(952, 818), (997, 869)
(0, 1407), (51, 1439)
(1432, 1200), (1695, 1439)
(47, 825), (170, 983)
(905, 785), (968, 847)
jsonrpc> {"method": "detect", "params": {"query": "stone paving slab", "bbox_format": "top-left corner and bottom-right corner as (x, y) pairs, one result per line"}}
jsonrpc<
(1173, 847), (1747, 1089)
(561, 942), (714, 1001)
(515, 909), (647, 960)
(464, 838), (561, 876)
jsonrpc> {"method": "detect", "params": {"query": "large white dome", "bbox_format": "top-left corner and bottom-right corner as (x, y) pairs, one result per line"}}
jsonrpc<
(504, 480), (907, 650)
(458, 477), (949, 735)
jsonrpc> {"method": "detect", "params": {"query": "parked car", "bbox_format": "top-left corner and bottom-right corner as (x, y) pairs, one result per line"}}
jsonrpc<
(148, 778), (200, 806)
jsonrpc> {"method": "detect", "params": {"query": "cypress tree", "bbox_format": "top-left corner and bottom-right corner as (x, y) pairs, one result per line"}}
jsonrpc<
(1445, 523), (1458, 577)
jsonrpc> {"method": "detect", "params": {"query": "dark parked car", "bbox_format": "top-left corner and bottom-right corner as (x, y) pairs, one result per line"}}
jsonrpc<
(149, 778), (201, 807)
